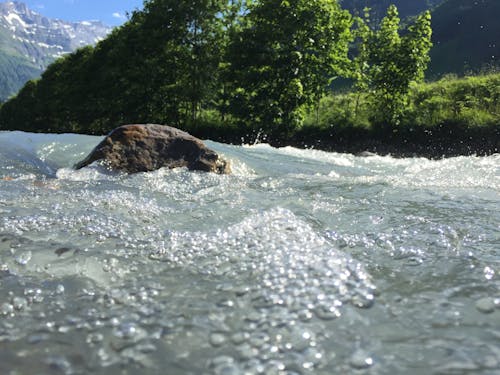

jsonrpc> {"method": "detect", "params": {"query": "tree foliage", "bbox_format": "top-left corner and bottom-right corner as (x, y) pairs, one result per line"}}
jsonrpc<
(353, 5), (432, 125)
(0, 0), (434, 138)
(223, 0), (352, 134)
(0, 0), (228, 133)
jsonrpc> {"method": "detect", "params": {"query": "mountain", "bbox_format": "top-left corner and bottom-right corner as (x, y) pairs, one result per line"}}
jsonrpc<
(340, 0), (444, 23)
(341, 0), (499, 78)
(0, 1), (111, 101)
(428, 0), (500, 77)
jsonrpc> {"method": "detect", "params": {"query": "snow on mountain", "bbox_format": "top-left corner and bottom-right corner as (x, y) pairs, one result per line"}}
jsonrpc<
(0, 1), (111, 69)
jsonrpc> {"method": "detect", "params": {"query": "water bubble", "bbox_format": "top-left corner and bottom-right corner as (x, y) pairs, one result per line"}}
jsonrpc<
(56, 284), (65, 294)
(238, 344), (259, 360)
(45, 355), (72, 374)
(87, 333), (104, 344)
(406, 256), (424, 266)
(284, 329), (314, 352)
(297, 309), (313, 322)
(115, 322), (138, 339)
(1, 302), (14, 316)
(249, 332), (270, 348)
(110, 317), (120, 327)
(302, 347), (323, 366)
(12, 296), (28, 311)
(234, 286), (251, 297)
(475, 297), (496, 314)
(210, 332), (227, 347)
(28, 333), (50, 344)
(314, 305), (341, 320)
(263, 360), (286, 374)
(231, 331), (250, 345)
(15, 250), (32, 265)
(217, 299), (235, 308)
(483, 266), (495, 280)
(209, 356), (241, 375)
(349, 349), (374, 369)
(351, 293), (375, 309)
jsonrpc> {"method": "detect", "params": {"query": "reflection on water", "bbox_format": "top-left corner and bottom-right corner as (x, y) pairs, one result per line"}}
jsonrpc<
(0, 131), (499, 374)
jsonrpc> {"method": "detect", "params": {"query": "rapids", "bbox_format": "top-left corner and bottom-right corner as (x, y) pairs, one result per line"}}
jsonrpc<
(0, 131), (499, 374)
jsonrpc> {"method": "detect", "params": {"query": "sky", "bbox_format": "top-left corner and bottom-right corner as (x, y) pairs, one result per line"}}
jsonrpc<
(22, 0), (144, 26)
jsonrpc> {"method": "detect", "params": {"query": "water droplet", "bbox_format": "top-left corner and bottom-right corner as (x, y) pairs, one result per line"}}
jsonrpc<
(475, 297), (496, 314)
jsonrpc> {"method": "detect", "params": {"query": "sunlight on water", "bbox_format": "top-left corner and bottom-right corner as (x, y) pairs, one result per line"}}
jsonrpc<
(0, 131), (499, 374)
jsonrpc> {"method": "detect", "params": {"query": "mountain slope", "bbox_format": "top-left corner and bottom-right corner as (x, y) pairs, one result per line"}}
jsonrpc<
(428, 0), (499, 77)
(340, 0), (444, 22)
(341, 0), (499, 78)
(0, 1), (110, 101)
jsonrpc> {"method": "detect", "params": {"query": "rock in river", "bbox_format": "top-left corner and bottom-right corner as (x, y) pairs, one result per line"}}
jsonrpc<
(74, 124), (231, 174)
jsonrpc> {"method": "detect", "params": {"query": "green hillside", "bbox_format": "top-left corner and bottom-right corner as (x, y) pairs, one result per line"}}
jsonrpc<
(341, 0), (442, 21)
(0, 52), (40, 102)
(428, 0), (500, 77)
(0, 27), (42, 102)
(341, 0), (499, 78)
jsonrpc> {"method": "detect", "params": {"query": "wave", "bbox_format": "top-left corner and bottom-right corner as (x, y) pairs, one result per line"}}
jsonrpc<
(1, 131), (498, 191)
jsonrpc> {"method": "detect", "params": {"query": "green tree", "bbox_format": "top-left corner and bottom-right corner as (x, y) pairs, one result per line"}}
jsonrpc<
(120, 0), (228, 127)
(0, 0), (229, 133)
(224, 0), (352, 136)
(354, 5), (432, 125)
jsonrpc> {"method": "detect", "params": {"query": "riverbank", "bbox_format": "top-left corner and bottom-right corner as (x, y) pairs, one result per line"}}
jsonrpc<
(189, 121), (499, 159)
(189, 73), (500, 158)
(1, 73), (498, 159)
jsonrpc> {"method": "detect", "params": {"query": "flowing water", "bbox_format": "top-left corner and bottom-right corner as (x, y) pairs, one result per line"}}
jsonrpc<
(0, 131), (499, 375)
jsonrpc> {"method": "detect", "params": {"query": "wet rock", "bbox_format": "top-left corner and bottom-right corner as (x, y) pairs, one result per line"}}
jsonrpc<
(74, 124), (231, 174)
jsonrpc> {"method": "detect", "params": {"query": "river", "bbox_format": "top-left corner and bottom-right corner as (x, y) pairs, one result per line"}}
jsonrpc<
(0, 131), (499, 374)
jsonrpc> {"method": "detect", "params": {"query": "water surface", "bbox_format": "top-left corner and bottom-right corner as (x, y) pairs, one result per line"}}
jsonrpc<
(0, 131), (499, 374)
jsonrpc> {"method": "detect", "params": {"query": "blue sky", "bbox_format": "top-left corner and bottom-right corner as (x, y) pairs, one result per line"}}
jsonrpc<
(22, 0), (144, 26)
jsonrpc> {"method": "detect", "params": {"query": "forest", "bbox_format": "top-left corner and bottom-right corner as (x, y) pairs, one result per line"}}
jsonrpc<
(0, 0), (498, 156)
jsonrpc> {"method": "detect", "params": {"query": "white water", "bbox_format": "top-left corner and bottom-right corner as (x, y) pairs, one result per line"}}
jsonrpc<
(0, 131), (499, 374)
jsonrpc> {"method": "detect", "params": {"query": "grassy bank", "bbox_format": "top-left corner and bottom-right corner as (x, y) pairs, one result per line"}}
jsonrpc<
(189, 73), (500, 158)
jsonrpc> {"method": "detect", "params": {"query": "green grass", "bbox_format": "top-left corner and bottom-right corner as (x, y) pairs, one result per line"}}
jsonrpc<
(302, 72), (500, 132)
(407, 73), (500, 128)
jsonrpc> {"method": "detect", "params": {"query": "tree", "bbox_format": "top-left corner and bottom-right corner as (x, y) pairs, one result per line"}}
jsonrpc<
(126, 0), (228, 126)
(353, 5), (432, 125)
(0, 0), (230, 133)
(224, 0), (352, 136)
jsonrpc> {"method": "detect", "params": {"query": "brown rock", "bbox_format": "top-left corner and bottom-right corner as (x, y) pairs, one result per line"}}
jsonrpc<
(74, 124), (230, 174)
